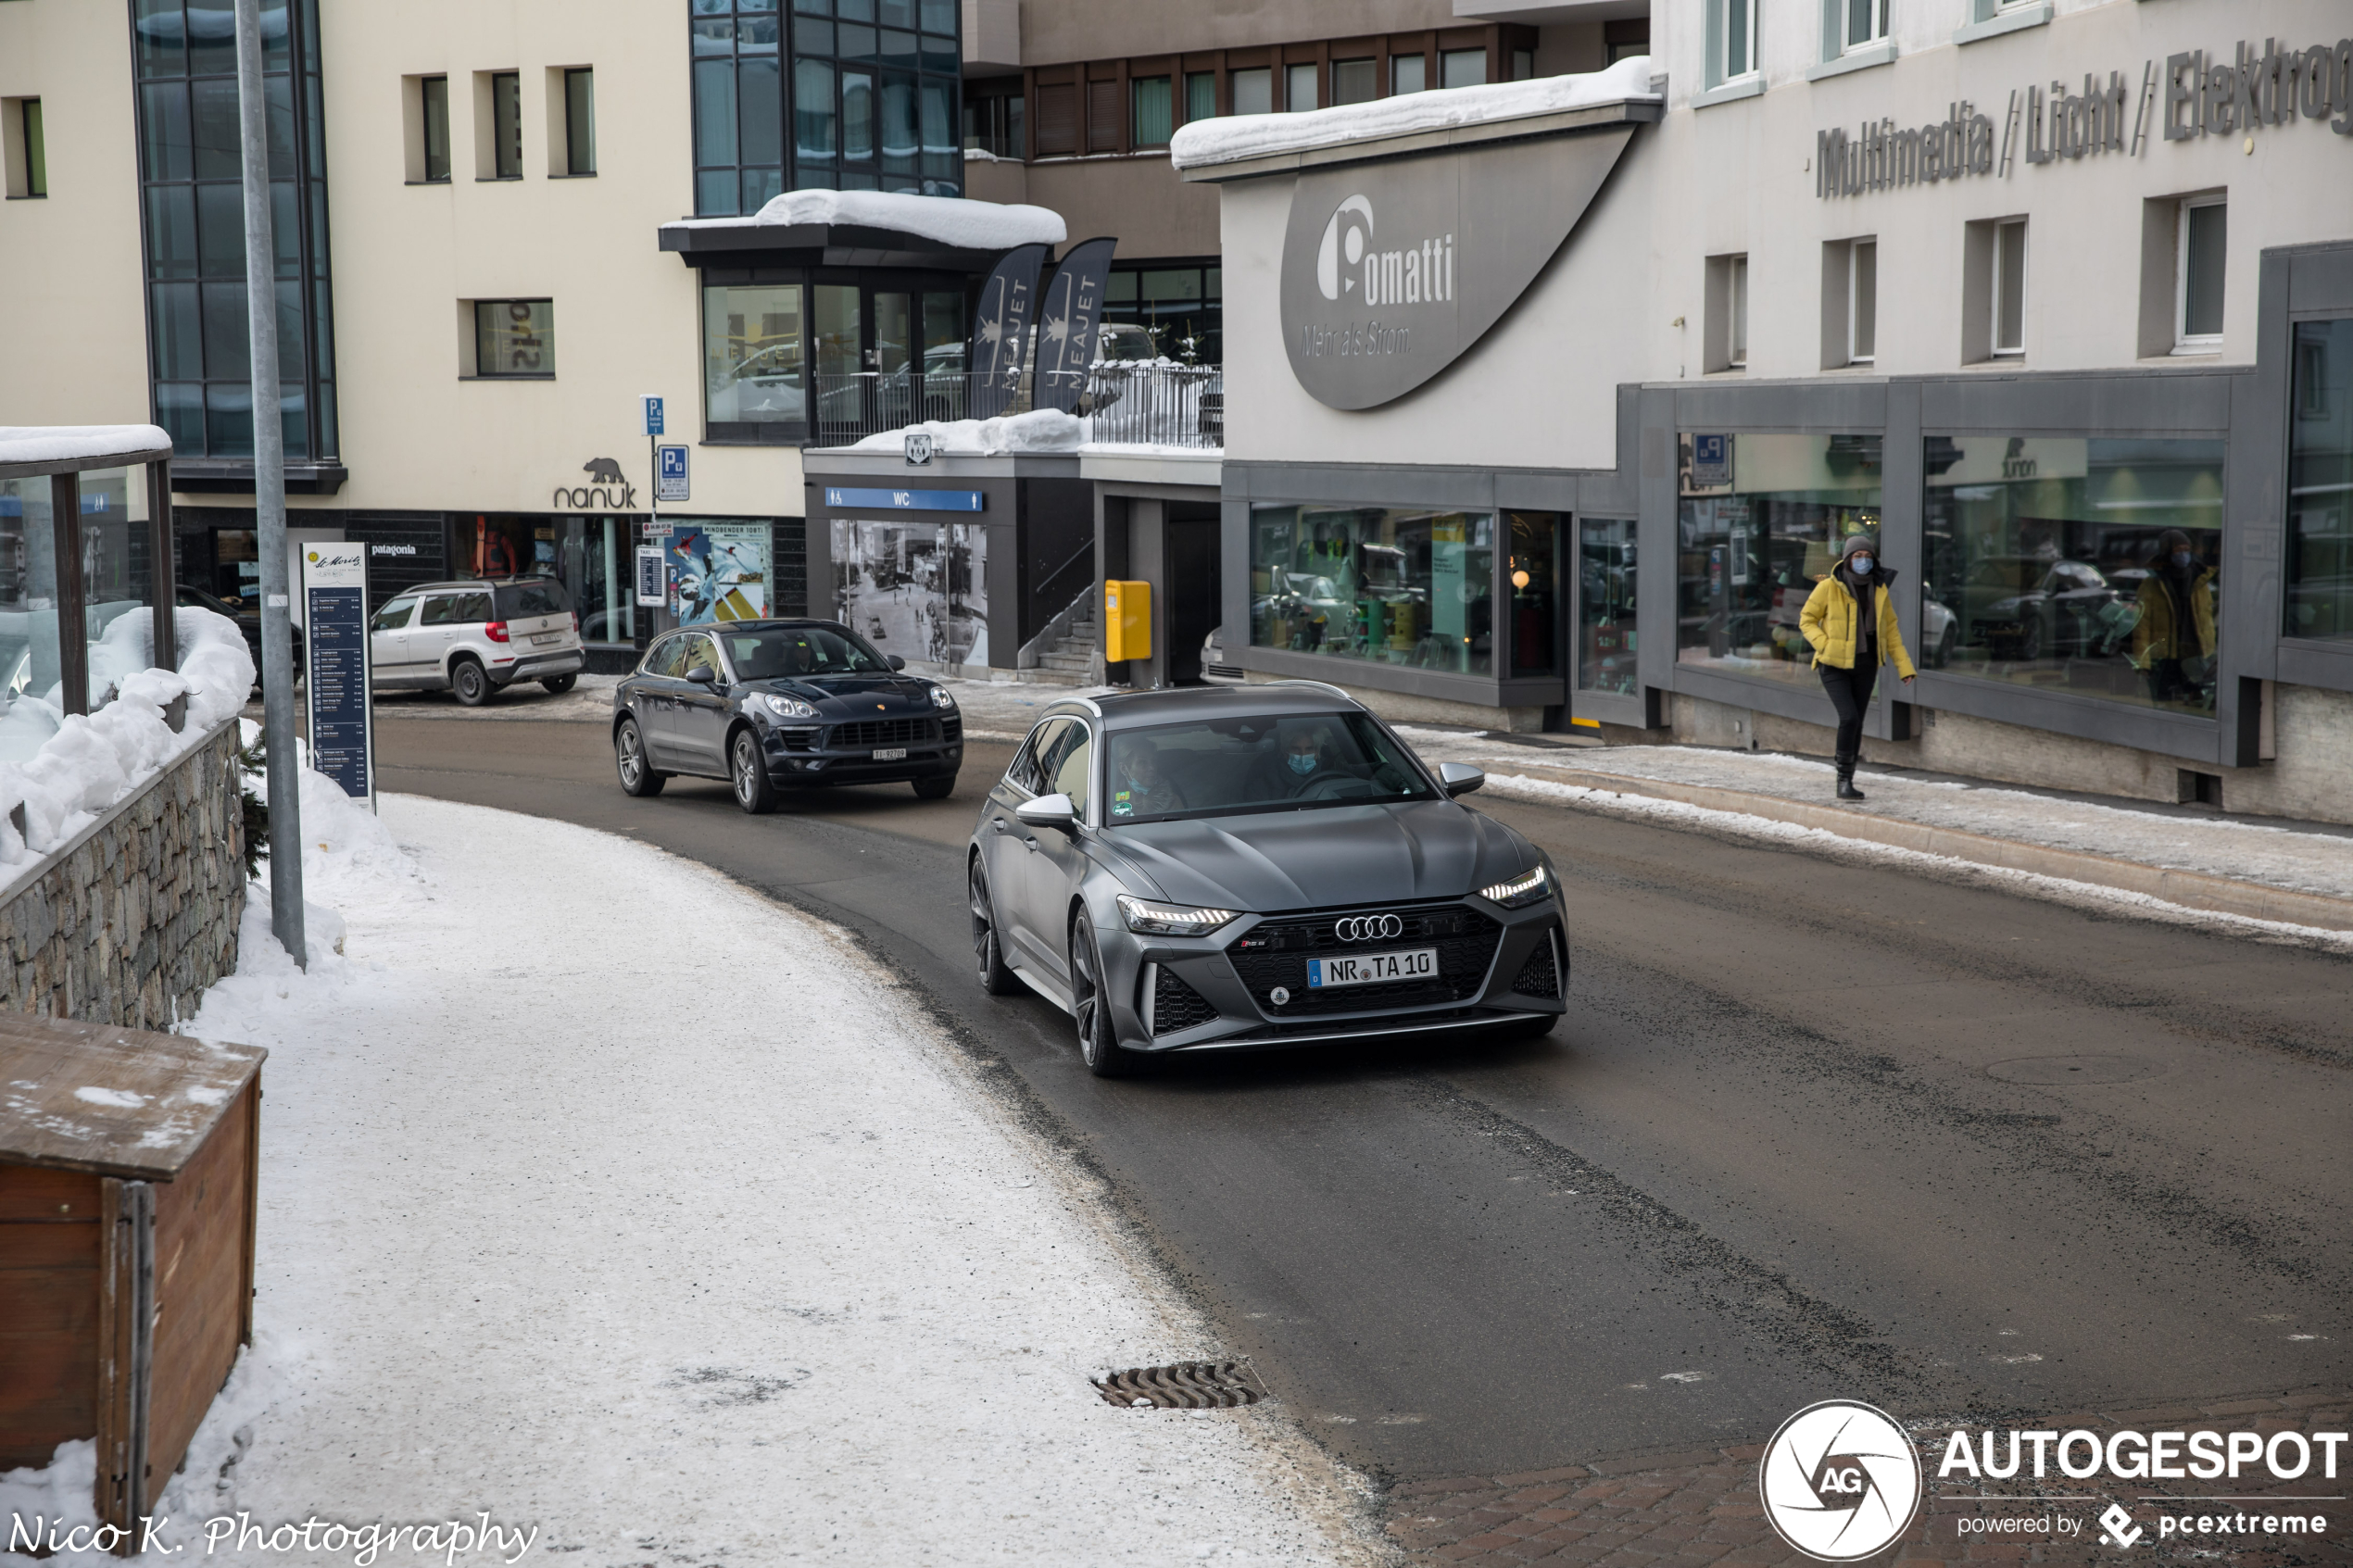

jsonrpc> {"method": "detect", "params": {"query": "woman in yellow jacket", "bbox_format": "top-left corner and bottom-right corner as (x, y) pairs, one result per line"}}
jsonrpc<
(1798, 534), (1915, 800)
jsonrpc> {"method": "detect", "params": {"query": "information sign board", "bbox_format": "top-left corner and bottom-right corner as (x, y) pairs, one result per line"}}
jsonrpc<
(301, 545), (374, 804)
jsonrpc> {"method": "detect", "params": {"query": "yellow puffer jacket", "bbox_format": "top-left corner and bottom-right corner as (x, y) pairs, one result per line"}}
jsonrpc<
(2131, 568), (2217, 665)
(1799, 571), (1917, 678)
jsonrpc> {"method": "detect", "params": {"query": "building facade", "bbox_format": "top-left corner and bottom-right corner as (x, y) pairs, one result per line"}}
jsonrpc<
(1189, 0), (2353, 823)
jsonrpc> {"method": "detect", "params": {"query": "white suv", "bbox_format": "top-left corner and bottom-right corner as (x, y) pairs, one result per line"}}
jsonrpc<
(369, 577), (585, 705)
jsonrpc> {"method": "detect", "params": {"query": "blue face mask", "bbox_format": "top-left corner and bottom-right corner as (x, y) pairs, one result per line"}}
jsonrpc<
(1288, 751), (1319, 775)
(1850, 555), (1874, 574)
(2172, 550), (2194, 568)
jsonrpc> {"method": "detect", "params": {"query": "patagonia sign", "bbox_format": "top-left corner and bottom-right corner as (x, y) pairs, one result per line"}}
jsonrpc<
(1277, 125), (1636, 410)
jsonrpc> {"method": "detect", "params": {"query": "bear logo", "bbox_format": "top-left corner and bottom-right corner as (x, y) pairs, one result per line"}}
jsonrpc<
(583, 457), (626, 483)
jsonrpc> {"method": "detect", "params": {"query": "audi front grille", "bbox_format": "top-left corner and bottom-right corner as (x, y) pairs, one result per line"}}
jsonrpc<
(1224, 901), (1503, 1018)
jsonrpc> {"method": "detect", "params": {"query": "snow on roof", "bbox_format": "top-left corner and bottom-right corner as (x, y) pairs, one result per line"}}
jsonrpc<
(1168, 56), (1657, 170)
(661, 189), (1066, 250)
(0, 425), (174, 470)
(841, 409), (1085, 457)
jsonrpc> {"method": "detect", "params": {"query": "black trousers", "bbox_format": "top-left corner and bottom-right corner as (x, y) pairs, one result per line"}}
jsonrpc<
(1818, 661), (1879, 759)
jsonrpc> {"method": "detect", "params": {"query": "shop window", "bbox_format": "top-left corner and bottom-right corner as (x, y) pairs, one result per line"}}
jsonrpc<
(2285, 319), (2353, 642)
(563, 69), (597, 175)
(1922, 435), (2224, 716)
(1676, 433), (1883, 688)
(4, 97), (47, 198)
(1286, 63), (1318, 112)
(1506, 512), (1560, 678)
(1705, 0), (1757, 85)
(1185, 71), (1216, 122)
(473, 299), (555, 378)
(1578, 518), (1639, 696)
(1392, 55), (1427, 94)
(1332, 58), (1378, 107)
(1132, 76), (1173, 146)
(1705, 253), (1748, 372)
(703, 281), (805, 432)
(1230, 68), (1272, 117)
(2176, 195), (2226, 351)
(1250, 505), (1494, 677)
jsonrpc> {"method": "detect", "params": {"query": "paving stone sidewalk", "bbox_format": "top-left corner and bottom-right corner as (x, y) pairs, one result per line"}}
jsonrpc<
(1381, 1386), (2353, 1568)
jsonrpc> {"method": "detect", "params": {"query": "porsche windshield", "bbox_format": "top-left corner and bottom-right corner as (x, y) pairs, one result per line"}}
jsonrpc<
(721, 626), (891, 680)
(1102, 712), (1435, 823)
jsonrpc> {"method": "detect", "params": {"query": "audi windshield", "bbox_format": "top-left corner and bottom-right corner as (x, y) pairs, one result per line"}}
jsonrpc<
(1102, 712), (1435, 824)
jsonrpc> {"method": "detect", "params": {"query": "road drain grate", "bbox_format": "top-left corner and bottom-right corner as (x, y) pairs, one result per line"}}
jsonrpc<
(1092, 1361), (1267, 1410)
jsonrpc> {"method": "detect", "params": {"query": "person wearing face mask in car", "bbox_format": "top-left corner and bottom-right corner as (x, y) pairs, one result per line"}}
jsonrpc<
(1799, 533), (1916, 801)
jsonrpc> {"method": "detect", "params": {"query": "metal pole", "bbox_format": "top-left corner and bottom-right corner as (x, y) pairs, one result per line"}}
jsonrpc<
(147, 459), (177, 674)
(236, 0), (303, 967)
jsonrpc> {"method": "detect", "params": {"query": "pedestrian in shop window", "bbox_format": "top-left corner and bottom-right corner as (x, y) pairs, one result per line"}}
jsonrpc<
(2132, 529), (2217, 708)
(1799, 534), (1915, 801)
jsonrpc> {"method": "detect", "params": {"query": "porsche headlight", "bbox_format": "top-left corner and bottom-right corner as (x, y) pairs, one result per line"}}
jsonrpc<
(1478, 864), (1550, 908)
(756, 693), (818, 721)
(929, 685), (957, 709)
(1116, 895), (1238, 936)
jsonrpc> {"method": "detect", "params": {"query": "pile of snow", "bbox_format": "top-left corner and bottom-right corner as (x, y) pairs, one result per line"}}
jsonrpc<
(844, 407), (1085, 455)
(0, 423), (172, 469)
(1169, 56), (1657, 169)
(661, 187), (1066, 249)
(0, 608), (254, 873)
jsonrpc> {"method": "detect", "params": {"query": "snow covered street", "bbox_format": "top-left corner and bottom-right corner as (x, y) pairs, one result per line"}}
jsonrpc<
(4, 793), (1371, 1568)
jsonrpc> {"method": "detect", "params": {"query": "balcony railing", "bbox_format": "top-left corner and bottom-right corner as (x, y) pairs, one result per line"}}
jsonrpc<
(806, 365), (1223, 450)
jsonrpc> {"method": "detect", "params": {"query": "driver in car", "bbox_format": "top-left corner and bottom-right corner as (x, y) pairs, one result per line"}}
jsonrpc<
(1249, 721), (1366, 800)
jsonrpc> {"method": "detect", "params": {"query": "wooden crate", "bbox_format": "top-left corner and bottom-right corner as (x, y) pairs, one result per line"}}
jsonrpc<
(0, 1014), (265, 1549)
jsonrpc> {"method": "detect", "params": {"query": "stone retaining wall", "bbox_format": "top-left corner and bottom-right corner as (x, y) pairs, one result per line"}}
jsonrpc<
(0, 719), (245, 1029)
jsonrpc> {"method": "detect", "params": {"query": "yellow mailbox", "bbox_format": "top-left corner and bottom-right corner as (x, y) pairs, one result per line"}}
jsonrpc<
(1105, 580), (1151, 662)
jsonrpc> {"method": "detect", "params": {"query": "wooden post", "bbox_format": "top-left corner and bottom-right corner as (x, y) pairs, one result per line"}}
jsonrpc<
(49, 471), (88, 717)
(148, 459), (177, 673)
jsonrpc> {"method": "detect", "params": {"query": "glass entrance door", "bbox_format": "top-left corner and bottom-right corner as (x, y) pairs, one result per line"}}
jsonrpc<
(1575, 516), (1640, 702)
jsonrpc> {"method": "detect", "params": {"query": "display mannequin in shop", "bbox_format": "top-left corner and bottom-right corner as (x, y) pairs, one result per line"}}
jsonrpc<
(1799, 533), (1916, 801)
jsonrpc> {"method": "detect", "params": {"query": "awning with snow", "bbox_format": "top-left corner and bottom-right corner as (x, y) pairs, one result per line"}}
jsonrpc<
(0, 425), (174, 481)
(659, 189), (1069, 271)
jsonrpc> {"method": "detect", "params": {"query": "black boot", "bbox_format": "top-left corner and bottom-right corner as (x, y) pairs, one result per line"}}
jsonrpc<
(1835, 754), (1867, 801)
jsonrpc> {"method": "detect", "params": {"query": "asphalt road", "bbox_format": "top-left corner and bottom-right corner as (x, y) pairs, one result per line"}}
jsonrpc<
(371, 699), (2353, 1485)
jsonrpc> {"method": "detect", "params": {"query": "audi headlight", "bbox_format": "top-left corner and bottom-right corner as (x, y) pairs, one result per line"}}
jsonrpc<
(1478, 864), (1550, 908)
(929, 685), (957, 709)
(1116, 895), (1238, 936)
(756, 693), (818, 721)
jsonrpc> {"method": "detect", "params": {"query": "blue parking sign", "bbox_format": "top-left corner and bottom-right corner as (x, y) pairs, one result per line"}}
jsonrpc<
(656, 444), (689, 502)
(641, 395), (665, 436)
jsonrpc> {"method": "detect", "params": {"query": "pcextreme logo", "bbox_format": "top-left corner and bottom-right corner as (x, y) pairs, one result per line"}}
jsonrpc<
(1760, 1400), (1924, 1561)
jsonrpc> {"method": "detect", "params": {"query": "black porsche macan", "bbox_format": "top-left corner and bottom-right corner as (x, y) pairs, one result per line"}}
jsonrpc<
(612, 620), (962, 811)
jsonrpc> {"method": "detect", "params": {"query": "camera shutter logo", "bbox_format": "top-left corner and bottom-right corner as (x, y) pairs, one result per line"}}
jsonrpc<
(1758, 1400), (1922, 1562)
(1334, 914), (1403, 943)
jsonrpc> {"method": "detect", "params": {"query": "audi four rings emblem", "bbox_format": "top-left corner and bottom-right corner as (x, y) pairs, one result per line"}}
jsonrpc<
(1335, 914), (1404, 942)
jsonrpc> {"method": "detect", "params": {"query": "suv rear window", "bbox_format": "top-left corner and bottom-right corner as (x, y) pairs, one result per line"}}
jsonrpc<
(422, 591), (492, 626)
(495, 580), (572, 620)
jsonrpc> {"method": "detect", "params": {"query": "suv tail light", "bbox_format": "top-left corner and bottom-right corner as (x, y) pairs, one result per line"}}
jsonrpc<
(484, 621), (510, 643)
(571, 611), (580, 634)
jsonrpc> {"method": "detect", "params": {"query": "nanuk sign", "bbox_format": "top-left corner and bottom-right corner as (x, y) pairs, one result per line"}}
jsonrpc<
(1817, 33), (2351, 200)
(1277, 125), (1636, 409)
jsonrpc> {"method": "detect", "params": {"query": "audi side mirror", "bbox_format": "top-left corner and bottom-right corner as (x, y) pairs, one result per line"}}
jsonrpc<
(685, 666), (716, 685)
(1438, 761), (1486, 798)
(1015, 793), (1077, 831)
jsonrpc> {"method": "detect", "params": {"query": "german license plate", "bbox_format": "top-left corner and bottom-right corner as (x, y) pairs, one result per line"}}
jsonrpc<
(1307, 947), (1438, 989)
(872, 746), (907, 760)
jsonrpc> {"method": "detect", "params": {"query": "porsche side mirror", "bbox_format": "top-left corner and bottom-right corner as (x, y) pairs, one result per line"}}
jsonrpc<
(685, 666), (716, 685)
(1015, 793), (1077, 831)
(1438, 761), (1485, 798)
(887, 654), (907, 671)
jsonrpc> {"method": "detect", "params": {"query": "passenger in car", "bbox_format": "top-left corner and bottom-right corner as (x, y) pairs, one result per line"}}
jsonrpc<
(1109, 738), (1189, 819)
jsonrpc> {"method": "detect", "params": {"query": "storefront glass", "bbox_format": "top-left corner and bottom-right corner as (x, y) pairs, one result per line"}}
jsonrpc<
(1923, 436), (2224, 717)
(833, 517), (986, 665)
(1505, 511), (1558, 678)
(556, 517), (636, 645)
(1578, 517), (1637, 696)
(2285, 319), (2353, 642)
(703, 282), (806, 426)
(1677, 433), (1882, 686)
(1250, 504), (1494, 677)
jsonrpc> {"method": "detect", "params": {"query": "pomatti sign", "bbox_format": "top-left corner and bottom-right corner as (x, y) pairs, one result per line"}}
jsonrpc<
(1278, 126), (1636, 410)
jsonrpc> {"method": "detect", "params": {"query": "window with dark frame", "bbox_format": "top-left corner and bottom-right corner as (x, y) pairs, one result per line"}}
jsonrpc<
(1185, 70), (1216, 121)
(564, 69), (597, 175)
(1332, 57), (1377, 106)
(1131, 75), (1172, 146)
(962, 84), (1022, 155)
(474, 299), (555, 378)
(1993, 220), (2026, 356)
(2177, 196), (2226, 350)
(131, 0), (340, 464)
(491, 70), (522, 178)
(1391, 55), (1426, 94)
(1849, 238), (1877, 364)
(421, 75), (450, 182)
(1230, 68), (1272, 116)
(19, 99), (44, 198)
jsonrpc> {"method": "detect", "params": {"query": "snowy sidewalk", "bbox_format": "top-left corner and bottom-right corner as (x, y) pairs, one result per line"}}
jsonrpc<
(3, 793), (1369, 1568)
(1390, 732), (2353, 937)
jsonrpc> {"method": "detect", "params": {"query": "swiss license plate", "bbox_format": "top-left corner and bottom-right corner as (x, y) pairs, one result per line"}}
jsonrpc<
(530, 632), (560, 646)
(1307, 947), (1438, 989)
(872, 746), (908, 760)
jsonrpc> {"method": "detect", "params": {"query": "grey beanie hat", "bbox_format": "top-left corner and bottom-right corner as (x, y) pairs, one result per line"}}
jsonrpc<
(1840, 533), (1880, 559)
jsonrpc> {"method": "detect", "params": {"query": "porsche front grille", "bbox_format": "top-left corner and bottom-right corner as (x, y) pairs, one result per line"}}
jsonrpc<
(827, 717), (937, 749)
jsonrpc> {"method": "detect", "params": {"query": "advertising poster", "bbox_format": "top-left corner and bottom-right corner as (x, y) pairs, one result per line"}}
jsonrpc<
(832, 519), (988, 667)
(666, 521), (769, 625)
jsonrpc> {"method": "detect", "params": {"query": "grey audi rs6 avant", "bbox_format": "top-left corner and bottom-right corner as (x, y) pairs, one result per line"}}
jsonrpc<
(967, 682), (1569, 1075)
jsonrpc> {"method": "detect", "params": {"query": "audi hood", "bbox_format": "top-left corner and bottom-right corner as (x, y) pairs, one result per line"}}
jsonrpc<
(1099, 800), (1539, 912)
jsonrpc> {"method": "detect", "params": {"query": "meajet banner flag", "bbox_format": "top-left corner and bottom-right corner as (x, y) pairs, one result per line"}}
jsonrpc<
(968, 242), (1049, 420)
(1032, 236), (1118, 416)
